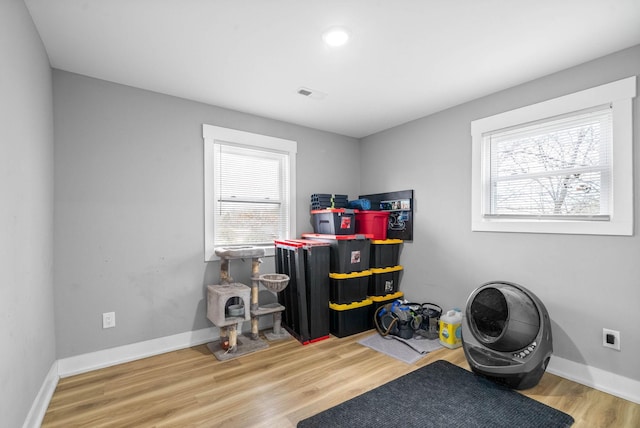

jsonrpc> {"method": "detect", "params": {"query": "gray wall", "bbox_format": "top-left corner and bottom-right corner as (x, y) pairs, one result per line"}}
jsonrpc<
(360, 45), (640, 381)
(52, 70), (360, 358)
(0, 0), (56, 426)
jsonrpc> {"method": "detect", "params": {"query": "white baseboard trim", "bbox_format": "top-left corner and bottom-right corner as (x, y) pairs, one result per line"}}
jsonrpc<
(57, 327), (218, 378)
(547, 355), (640, 404)
(22, 360), (59, 428)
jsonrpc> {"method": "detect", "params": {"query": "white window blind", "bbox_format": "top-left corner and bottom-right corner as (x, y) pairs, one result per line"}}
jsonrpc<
(213, 143), (290, 246)
(486, 105), (612, 220)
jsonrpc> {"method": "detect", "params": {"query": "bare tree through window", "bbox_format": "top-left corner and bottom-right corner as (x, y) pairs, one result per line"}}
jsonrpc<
(489, 108), (610, 217)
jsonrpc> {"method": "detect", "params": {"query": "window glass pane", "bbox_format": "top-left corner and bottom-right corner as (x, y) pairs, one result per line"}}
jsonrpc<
(214, 201), (286, 246)
(488, 107), (611, 217)
(213, 143), (289, 247)
(492, 172), (602, 216)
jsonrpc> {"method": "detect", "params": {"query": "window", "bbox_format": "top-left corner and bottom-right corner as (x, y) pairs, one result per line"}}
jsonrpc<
(471, 76), (636, 235)
(489, 106), (612, 218)
(203, 125), (296, 261)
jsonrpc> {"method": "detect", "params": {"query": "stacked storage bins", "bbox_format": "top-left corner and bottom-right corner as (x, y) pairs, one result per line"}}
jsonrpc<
(275, 239), (331, 344)
(302, 232), (374, 338)
(368, 239), (404, 325)
(355, 210), (406, 319)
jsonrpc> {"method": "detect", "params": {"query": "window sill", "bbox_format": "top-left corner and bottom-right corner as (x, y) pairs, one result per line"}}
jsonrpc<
(471, 217), (632, 236)
(205, 244), (275, 262)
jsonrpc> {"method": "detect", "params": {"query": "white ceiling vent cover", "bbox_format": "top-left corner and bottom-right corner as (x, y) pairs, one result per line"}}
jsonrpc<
(297, 87), (327, 100)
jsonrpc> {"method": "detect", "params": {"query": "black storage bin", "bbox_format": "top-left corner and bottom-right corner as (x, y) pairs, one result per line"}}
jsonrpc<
(329, 270), (371, 304)
(302, 233), (372, 273)
(311, 209), (357, 235)
(329, 299), (372, 338)
(370, 239), (403, 268)
(369, 265), (403, 296)
(275, 239), (331, 344)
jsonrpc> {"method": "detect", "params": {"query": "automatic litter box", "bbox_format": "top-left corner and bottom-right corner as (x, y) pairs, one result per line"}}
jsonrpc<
(462, 281), (553, 389)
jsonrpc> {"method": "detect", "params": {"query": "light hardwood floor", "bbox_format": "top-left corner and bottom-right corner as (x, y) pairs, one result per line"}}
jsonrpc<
(42, 331), (639, 427)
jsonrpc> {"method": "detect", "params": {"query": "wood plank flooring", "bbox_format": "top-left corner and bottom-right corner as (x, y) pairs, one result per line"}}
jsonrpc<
(42, 331), (640, 427)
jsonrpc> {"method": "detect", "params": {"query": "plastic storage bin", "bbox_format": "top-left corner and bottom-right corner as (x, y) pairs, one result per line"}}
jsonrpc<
(302, 233), (372, 273)
(329, 299), (373, 338)
(355, 211), (390, 240)
(275, 239), (331, 345)
(329, 270), (371, 304)
(370, 239), (403, 268)
(311, 209), (357, 235)
(369, 265), (403, 296)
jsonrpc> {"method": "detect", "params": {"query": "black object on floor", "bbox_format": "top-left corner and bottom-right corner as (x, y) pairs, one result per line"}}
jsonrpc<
(297, 360), (574, 428)
(463, 281), (553, 389)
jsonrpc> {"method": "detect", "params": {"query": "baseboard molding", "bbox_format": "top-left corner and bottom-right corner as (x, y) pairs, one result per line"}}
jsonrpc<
(57, 327), (218, 378)
(22, 360), (59, 428)
(547, 355), (640, 404)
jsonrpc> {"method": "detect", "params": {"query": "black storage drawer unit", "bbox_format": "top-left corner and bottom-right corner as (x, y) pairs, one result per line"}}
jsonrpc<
(275, 239), (331, 344)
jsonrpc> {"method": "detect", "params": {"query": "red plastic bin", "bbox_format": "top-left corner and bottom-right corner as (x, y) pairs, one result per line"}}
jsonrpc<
(355, 211), (390, 240)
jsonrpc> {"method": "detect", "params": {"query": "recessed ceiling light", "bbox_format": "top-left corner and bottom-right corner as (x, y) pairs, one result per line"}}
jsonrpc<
(322, 27), (350, 47)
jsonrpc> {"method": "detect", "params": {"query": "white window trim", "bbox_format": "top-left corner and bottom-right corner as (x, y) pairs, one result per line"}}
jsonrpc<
(471, 76), (636, 235)
(203, 124), (297, 261)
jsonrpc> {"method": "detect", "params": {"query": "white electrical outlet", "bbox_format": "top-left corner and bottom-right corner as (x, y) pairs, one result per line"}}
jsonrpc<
(602, 328), (620, 351)
(102, 312), (116, 329)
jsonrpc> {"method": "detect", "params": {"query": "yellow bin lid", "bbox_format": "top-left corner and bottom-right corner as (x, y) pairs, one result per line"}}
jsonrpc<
(329, 299), (372, 311)
(368, 291), (404, 302)
(329, 270), (372, 279)
(370, 265), (403, 274)
(371, 239), (404, 245)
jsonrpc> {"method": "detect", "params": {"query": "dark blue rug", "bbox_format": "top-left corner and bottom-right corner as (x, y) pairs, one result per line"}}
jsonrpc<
(298, 360), (574, 428)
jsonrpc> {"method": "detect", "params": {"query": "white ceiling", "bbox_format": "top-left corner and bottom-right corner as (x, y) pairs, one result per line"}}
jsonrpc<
(24, 0), (640, 138)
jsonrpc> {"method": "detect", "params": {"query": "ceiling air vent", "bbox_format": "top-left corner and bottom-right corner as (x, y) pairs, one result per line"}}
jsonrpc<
(297, 87), (326, 100)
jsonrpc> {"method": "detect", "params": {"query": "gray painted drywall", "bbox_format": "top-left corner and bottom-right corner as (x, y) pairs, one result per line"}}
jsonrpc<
(360, 45), (640, 381)
(0, 0), (56, 426)
(52, 70), (360, 358)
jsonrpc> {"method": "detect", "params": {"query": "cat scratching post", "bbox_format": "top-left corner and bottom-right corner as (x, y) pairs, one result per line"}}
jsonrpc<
(206, 246), (289, 361)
